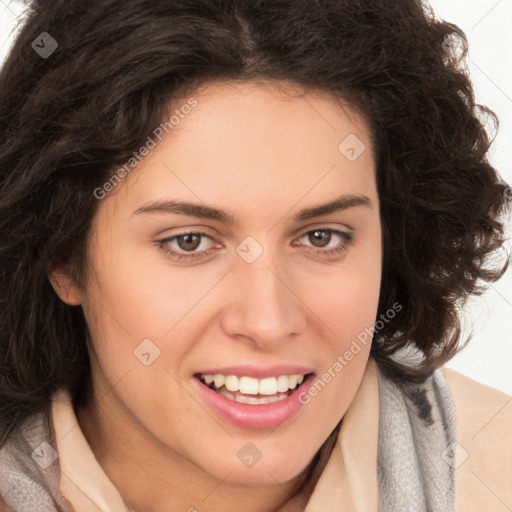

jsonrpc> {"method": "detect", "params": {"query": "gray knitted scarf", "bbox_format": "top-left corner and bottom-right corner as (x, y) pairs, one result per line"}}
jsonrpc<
(0, 363), (456, 511)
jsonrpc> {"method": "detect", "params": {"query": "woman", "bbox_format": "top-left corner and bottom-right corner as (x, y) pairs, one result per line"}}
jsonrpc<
(0, 0), (510, 511)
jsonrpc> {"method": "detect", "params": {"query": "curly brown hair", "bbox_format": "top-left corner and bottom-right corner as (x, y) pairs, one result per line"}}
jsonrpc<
(0, 0), (510, 448)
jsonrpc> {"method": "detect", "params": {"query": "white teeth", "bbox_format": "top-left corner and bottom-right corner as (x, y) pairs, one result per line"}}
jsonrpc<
(259, 377), (278, 395)
(201, 373), (308, 394)
(225, 375), (239, 392)
(239, 376), (259, 395)
(218, 388), (288, 405)
(277, 375), (289, 393)
(219, 390), (235, 401)
(213, 374), (225, 388)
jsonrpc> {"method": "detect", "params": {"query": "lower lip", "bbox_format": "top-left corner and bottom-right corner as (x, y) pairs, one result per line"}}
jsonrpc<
(193, 374), (315, 430)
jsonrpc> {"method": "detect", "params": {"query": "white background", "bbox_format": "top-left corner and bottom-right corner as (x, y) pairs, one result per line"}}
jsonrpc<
(1, 0), (511, 394)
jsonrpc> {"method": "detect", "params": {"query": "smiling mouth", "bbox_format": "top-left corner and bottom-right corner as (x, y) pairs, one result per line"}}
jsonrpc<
(195, 372), (314, 405)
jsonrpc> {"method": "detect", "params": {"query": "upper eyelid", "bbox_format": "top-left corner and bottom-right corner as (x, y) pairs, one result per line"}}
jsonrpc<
(296, 224), (353, 237)
(157, 221), (354, 240)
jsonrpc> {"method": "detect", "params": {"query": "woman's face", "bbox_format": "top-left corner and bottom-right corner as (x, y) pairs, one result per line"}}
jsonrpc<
(57, 81), (382, 488)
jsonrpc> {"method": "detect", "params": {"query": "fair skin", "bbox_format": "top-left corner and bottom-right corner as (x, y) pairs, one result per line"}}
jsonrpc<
(49, 80), (382, 512)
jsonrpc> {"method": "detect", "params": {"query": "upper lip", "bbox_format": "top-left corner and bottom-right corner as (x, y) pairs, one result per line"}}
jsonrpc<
(194, 364), (315, 379)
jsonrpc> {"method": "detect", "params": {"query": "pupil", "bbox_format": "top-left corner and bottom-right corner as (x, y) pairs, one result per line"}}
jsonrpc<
(311, 230), (330, 247)
(179, 233), (200, 251)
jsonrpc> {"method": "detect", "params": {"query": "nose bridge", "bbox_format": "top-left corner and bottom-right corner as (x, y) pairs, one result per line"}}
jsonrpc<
(221, 242), (305, 345)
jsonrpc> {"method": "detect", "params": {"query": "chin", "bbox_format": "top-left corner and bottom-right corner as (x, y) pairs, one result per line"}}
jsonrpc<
(199, 445), (315, 487)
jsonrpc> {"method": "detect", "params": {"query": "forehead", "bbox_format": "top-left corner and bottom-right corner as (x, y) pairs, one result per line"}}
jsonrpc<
(168, 80), (373, 153)
(103, 80), (378, 224)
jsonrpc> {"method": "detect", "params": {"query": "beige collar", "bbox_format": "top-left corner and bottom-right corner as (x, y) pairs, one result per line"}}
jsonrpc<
(304, 358), (379, 511)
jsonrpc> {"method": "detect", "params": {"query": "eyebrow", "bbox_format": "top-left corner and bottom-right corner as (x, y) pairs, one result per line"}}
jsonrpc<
(134, 193), (373, 224)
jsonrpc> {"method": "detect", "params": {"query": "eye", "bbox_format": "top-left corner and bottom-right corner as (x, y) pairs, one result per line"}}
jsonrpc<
(293, 227), (354, 258)
(155, 231), (219, 261)
(155, 227), (354, 262)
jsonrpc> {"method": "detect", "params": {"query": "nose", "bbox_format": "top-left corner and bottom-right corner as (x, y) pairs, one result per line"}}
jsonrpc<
(219, 250), (307, 350)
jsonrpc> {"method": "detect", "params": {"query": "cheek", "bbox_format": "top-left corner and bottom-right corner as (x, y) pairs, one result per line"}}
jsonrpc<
(300, 274), (379, 440)
(310, 238), (382, 350)
(304, 229), (381, 406)
(84, 242), (217, 343)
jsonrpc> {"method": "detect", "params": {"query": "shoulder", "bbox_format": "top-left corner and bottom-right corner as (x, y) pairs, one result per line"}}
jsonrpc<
(441, 367), (512, 512)
(0, 402), (74, 511)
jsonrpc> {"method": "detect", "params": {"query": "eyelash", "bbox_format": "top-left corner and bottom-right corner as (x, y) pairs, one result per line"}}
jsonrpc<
(155, 227), (354, 262)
